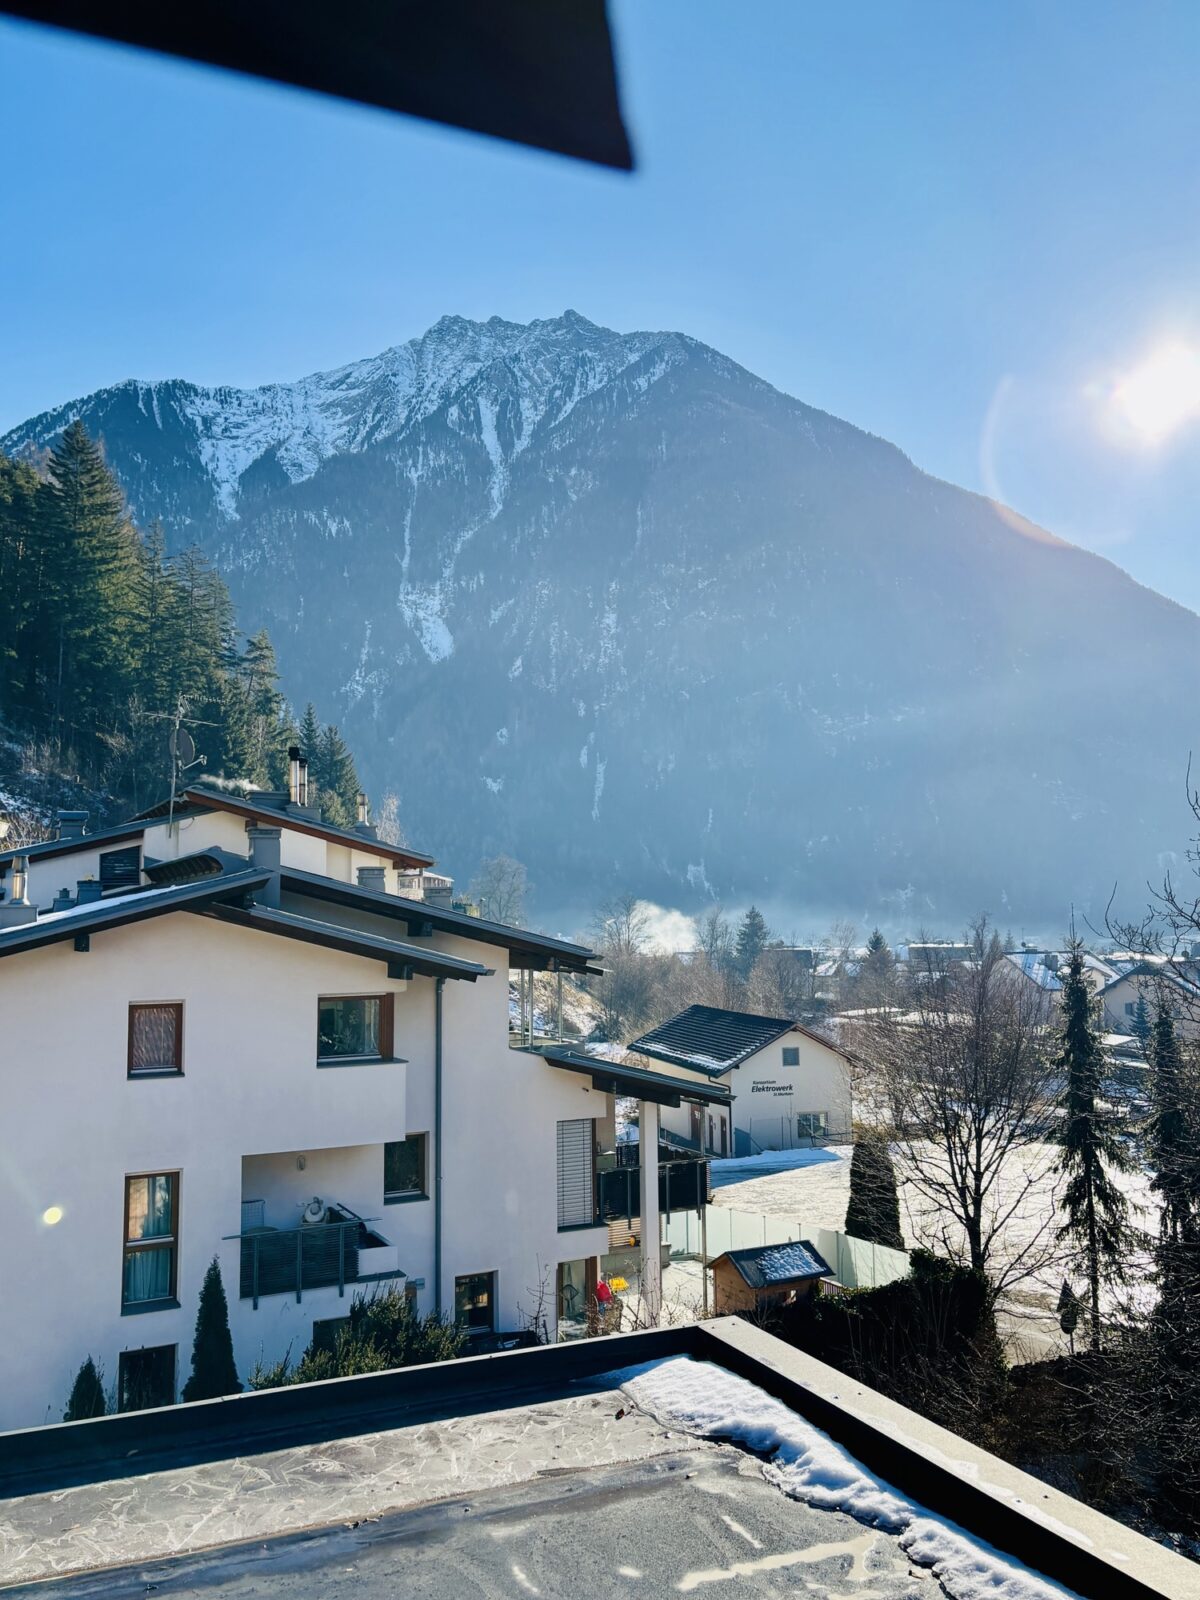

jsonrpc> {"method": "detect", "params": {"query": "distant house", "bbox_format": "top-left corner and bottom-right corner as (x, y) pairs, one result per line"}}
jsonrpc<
(629, 1004), (853, 1156)
(1003, 950), (1064, 1000)
(711, 1240), (832, 1314)
(1098, 961), (1200, 1037)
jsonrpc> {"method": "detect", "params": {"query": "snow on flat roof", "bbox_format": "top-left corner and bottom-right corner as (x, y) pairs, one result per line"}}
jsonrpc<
(612, 1358), (1080, 1600)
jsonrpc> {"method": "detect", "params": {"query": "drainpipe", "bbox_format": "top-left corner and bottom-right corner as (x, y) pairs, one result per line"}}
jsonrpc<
(434, 976), (445, 1318)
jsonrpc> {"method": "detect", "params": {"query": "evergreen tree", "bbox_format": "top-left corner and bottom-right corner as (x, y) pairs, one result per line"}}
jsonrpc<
(181, 1257), (240, 1402)
(1129, 992), (1151, 1046)
(1051, 942), (1132, 1352)
(1056, 1280), (1082, 1355)
(858, 928), (897, 1006)
(844, 1132), (905, 1250)
(298, 702), (322, 770)
(734, 905), (770, 979)
(317, 723), (361, 827)
(63, 1355), (107, 1421)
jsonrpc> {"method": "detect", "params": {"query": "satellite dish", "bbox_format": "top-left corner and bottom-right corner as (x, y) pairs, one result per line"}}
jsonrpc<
(170, 726), (196, 768)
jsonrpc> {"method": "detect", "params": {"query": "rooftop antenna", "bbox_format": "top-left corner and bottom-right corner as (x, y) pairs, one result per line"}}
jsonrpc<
(167, 697), (207, 834)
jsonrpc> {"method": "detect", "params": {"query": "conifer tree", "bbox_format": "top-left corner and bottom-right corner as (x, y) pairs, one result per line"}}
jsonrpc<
(181, 1257), (240, 1402)
(299, 702), (322, 768)
(1129, 992), (1151, 1047)
(63, 1355), (107, 1421)
(844, 1131), (905, 1250)
(1051, 942), (1131, 1352)
(735, 905), (770, 980)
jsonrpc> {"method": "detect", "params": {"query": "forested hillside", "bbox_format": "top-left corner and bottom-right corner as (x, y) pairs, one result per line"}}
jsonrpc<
(0, 422), (364, 826)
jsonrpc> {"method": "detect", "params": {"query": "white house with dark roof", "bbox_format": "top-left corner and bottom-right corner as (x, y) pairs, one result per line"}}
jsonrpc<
(629, 1004), (853, 1156)
(0, 773), (726, 1429)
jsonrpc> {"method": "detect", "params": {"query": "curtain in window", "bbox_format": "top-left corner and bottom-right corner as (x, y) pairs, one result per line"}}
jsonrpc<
(123, 1246), (172, 1303)
(130, 1006), (178, 1071)
(318, 997), (380, 1057)
(127, 1175), (174, 1240)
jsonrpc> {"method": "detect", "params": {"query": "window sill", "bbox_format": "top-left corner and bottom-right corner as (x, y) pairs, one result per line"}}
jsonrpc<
(128, 1068), (184, 1080)
(557, 1220), (604, 1233)
(316, 1055), (408, 1069)
(384, 1192), (429, 1205)
(121, 1297), (180, 1317)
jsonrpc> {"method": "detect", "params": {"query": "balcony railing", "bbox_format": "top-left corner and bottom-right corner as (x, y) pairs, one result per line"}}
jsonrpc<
(226, 1202), (399, 1308)
(596, 1159), (709, 1224)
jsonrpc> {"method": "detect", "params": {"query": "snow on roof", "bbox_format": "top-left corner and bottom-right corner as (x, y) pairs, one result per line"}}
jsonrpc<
(613, 1358), (1076, 1600)
(719, 1240), (832, 1288)
(1006, 951), (1063, 991)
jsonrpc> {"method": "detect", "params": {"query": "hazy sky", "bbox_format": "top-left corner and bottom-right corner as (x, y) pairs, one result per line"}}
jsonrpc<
(3, 2), (1200, 606)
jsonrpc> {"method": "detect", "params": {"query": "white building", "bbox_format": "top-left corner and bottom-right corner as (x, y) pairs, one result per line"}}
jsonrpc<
(628, 1004), (853, 1156)
(0, 777), (728, 1429)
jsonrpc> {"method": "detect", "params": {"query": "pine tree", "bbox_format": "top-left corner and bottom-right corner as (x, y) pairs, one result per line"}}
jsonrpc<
(1129, 992), (1151, 1046)
(858, 928), (896, 1006)
(299, 703), (322, 770)
(844, 1132), (905, 1250)
(1051, 942), (1131, 1352)
(63, 1355), (107, 1421)
(317, 723), (361, 827)
(735, 905), (770, 980)
(181, 1257), (240, 1402)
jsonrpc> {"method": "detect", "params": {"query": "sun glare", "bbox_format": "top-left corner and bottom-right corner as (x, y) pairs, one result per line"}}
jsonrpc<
(1111, 342), (1200, 444)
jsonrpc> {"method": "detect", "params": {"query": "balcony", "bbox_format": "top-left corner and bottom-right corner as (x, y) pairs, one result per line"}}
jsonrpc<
(229, 1199), (402, 1308)
(596, 1158), (709, 1224)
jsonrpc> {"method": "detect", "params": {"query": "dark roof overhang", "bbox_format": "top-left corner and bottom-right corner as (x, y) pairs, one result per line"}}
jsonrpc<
(534, 1045), (734, 1109)
(0, 817), (152, 870)
(199, 902), (487, 982)
(0, 867), (270, 957)
(280, 867), (598, 973)
(0, 0), (633, 170)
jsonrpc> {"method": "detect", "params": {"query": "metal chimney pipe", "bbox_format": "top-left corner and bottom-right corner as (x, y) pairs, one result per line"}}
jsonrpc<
(357, 792), (369, 827)
(287, 746), (302, 805)
(297, 756), (309, 809)
(8, 855), (28, 905)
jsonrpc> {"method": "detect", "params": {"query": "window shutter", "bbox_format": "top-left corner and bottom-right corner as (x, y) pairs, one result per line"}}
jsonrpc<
(556, 1118), (595, 1228)
(380, 994), (395, 1059)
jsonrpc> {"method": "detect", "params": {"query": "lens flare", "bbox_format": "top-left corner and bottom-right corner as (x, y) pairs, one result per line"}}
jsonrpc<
(1111, 343), (1200, 444)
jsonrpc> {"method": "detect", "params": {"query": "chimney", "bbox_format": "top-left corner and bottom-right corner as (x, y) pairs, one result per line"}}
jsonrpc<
(357, 792), (369, 828)
(0, 855), (37, 927)
(52, 887), (72, 912)
(297, 756), (310, 810)
(247, 825), (282, 907)
(287, 747), (302, 806)
(55, 809), (89, 840)
(357, 865), (387, 894)
(76, 878), (103, 905)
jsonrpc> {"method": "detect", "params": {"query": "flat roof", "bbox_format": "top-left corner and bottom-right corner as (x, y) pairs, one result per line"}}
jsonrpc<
(0, 1322), (1189, 1599)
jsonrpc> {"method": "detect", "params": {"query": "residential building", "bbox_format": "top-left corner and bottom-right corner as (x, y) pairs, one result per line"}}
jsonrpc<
(1098, 960), (1200, 1038)
(0, 779), (726, 1430)
(628, 1004), (853, 1155)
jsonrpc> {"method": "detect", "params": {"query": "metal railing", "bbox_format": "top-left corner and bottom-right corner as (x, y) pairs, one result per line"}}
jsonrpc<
(596, 1159), (709, 1225)
(225, 1206), (385, 1309)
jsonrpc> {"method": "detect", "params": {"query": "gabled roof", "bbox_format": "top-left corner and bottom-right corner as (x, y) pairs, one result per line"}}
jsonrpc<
(714, 1241), (832, 1290)
(0, 868), (271, 958)
(535, 1045), (733, 1108)
(0, 816), (160, 869)
(1005, 952), (1063, 992)
(631, 1004), (813, 1077)
(280, 866), (599, 973)
(1099, 962), (1200, 1000)
(136, 786), (434, 870)
(199, 902), (486, 982)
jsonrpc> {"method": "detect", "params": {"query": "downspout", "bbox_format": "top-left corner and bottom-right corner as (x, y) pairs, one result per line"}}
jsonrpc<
(434, 976), (445, 1318)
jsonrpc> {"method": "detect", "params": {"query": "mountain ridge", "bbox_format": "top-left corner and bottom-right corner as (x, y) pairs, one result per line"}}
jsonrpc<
(4, 313), (1195, 927)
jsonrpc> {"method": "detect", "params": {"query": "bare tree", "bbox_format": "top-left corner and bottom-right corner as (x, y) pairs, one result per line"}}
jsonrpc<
(470, 854), (528, 925)
(374, 791), (407, 847)
(868, 919), (1059, 1302)
(590, 893), (650, 956)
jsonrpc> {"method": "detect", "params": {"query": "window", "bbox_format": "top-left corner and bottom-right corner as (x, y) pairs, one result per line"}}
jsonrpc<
(100, 844), (141, 890)
(455, 1270), (496, 1334)
(128, 1003), (183, 1076)
(118, 1344), (176, 1411)
(1124, 1002), (1137, 1017)
(122, 1173), (179, 1310)
(317, 994), (393, 1062)
(797, 1112), (828, 1141)
(384, 1133), (428, 1202)
(782, 1045), (800, 1067)
(707, 1113), (716, 1151)
(556, 1119), (596, 1229)
(311, 1316), (350, 1355)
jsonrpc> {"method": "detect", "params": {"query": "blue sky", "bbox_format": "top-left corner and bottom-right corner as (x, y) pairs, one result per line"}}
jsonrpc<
(3, 2), (1200, 605)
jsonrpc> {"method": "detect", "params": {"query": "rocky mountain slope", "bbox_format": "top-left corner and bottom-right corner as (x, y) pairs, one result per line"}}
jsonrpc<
(6, 313), (1197, 927)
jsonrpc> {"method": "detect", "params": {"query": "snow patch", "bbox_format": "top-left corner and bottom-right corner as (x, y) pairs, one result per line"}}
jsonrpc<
(614, 1359), (1082, 1600)
(483, 776), (504, 794)
(591, 755), (606, 821)
(395, 585), (454, 663)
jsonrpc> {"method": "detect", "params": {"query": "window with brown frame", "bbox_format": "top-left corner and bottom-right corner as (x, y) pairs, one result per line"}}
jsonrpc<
(128, 1003), (183, 1076)
(122, 1172), (179, 1311)
(317, 993), (394, 1062)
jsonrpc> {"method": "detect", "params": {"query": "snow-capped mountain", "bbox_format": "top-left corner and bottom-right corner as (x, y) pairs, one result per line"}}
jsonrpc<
(6, 312), (1198, 926)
